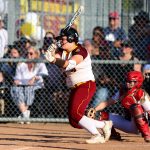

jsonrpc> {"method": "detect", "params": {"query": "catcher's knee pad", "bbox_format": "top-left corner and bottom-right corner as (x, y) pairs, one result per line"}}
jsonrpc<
(130, 104), (149, 137)
(130, 104), (145, 120)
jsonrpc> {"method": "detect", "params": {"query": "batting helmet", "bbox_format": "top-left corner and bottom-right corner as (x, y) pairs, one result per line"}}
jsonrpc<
(126, 71), (144, 88)
(57, 27), (79, 43)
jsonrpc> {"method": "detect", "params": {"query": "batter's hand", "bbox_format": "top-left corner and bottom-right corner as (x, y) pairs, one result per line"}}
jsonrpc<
(86, 108), (96, 119)
(44, 44), (57, 63)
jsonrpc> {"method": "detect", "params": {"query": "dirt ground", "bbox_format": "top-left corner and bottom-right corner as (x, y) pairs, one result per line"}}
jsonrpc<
(0, 123), (149, 150)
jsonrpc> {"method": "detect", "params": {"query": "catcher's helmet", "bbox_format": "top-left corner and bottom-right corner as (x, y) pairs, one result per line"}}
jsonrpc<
(126, 71), (144, 88)
(57, 27), (79, 43)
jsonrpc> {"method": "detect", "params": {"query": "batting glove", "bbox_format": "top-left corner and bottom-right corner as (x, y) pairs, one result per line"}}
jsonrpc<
(44, 44), (57, 63)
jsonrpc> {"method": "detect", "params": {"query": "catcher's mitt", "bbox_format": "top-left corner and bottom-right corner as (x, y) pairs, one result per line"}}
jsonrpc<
(86, 108), (96, 119)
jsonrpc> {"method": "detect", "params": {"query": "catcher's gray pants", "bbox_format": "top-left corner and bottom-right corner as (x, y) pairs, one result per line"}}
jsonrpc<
(109, 113), (139, 134)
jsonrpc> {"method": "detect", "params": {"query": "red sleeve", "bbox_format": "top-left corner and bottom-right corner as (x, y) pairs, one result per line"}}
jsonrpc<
(72, 44), (88, 59)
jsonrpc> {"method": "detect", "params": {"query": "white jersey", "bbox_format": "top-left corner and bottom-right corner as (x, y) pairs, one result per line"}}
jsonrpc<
(61, 45), (95, 87)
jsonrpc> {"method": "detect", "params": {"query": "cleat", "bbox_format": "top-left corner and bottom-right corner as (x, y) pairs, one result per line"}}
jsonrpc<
(18, 110), (31, 124)
(25, 121), (30, 125)
(86, 134), (105, 144)
(110, 127), (121, 140)
(103, 121), (113, 141)
(18, 115), (24, 124)
(144, 135), (150, 142)
(25, 110), (30, 124)
(110, 131), (121, 140)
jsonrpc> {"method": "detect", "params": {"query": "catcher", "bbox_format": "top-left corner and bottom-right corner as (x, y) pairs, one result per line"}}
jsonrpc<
(44, 27), (112, 144)
(87, 71), (150, 142)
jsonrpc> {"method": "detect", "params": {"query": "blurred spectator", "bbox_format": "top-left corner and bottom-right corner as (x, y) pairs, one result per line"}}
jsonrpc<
(13, 37), (36, 58)
(44, 63), (69, 117)
(143, 65), (150, 95)
(99, 40), (112, 60)
(11, 46), (48, 124)
(0, 16), (8, 58)
(15, 18), (25, 39)
(90, 26), (106, 81)
(1, 45), (21, 86)
(0, 71), (7, 116)
(45, 31), (55, 39)
(104, 11), (127, 57)
(129, 11), (150, 60)
(0, 45), (22, 117)
(82, 38), (94, 55)
(40, 31), (55, 58)
(112, 40), (141, 89)
(91, 26), (104, 59)
(92, 41), (115, 107)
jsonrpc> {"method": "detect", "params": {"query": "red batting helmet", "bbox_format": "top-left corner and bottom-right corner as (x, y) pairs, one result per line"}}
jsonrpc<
(126, 71), (144, 88)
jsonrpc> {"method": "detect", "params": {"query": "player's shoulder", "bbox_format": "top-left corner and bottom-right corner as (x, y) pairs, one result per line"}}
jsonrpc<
(72, 44), (88, 59)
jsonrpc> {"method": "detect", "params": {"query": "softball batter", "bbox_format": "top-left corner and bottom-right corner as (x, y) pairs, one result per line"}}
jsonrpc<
(45, 27), (112, 144)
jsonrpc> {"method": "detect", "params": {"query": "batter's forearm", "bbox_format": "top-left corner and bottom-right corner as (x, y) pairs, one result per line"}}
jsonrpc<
(54, 58), (68, 68)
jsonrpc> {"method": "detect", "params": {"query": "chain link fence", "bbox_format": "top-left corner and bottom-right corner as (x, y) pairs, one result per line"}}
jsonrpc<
(0, 0), (150, 123)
